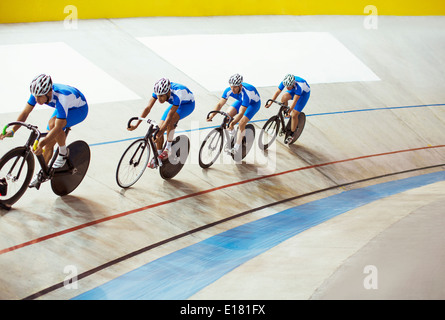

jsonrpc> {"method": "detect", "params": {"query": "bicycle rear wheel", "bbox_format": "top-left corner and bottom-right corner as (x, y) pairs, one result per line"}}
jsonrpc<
(51, 140), (91, 196)
(199, 128), (223, 169)
(160, 135), (190, 180)
(116, 138), (150, 188)
(258, 116), (280, 151)
(232, 124), (256, 161)
(286, 112), (306, 145)
(0, 146), (35, 209)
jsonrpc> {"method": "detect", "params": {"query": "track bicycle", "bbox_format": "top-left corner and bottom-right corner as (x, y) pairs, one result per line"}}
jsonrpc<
(258, 99), (306, 150)
(115, 117), (190, 188)
(198, 110), (255, 169)
(0, 121), (90, 210)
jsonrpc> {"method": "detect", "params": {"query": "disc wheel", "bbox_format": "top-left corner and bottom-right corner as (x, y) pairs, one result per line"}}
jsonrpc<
(285, 112), (306, 145)
(51, 140), (91, 196)
(232, 124), (256, 161)
(160, 135), (190, 180)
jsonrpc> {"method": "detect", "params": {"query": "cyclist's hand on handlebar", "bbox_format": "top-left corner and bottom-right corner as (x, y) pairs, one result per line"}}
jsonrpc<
(0, 131), (13, 140)
(33, 141), (45, 156)
(153, 130), (162, 142)
(127, 124), (138, 131)
(265, 101), (272, 108)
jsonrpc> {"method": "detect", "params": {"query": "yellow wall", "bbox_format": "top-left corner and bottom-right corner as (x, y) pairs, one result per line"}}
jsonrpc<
(1, 0), (444, 23)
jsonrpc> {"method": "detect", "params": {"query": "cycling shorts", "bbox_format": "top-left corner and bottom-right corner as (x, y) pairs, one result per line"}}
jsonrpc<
(47, 104), (88, 130)
(161, 101), (195, 122)
(231, 99), (261, 120)
(287, 90), (310, 112)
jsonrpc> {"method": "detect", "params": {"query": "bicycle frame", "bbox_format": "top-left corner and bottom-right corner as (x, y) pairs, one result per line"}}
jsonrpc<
(2, 121), (71, 184)
(206, 110), (234, 152)
(127, 117), (162, 167)
(266, 99), (290, 136)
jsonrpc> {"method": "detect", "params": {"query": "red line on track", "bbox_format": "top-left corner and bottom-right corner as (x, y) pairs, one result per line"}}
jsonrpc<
(1, 144), (444, 256)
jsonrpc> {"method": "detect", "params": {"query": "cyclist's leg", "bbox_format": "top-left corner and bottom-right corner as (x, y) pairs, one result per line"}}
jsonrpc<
(163, 101), (195, 159)
(227, 100), (241, 136)
(157, 105), (174, 152)
(43, 113), (57, 164)
(290, 91), (310, 132)
(281, 90), (295, 106)
(158, 103), (190, 156)
(235, 100), (260, 147)
(228, 100), (241, 119)
(64, 104), (89, 129)
(226, 105), (239, 136)
(177, 101), (195, 120)
(170, 100), (194, 140)
(164, 112), (180, 151)
(50, 105), (88, 166)
(45, 104), (88, 138)
(155, 120), (166, 153)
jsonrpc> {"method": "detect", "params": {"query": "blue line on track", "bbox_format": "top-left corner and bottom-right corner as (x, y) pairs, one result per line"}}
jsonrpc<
(73, 170), (445, 300)
(89, 103), (445, 147)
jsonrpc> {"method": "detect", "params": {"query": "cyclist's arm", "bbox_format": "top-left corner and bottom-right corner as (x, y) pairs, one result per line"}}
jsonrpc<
(140, 97), (157, 119)
(266, 88), (282, 108)
(288, 95), (300, 113)
(1, 103), (34, 139)
(34, 118), (67, 155)
(208, 97), (227, 121)
(128, 97), (156, 130)
(14, 103), (34, 131)
(231, 105), (247, 127)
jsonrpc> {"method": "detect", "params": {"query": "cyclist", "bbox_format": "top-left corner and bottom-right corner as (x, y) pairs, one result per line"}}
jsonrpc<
(265, 74), (310, 144)
(128, 77), (195, 168)
(207, 73), (261, 154)
(0, 74), (88, 185)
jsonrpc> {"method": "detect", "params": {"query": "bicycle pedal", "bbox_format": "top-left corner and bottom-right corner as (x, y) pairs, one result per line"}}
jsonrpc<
(29, 180), (41, 190)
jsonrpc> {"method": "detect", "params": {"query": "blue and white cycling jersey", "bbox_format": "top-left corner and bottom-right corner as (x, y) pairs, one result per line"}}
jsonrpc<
(27, 84), (88, 119)
(152, 82), (194, 106)
(222, 82), (261, 107)
(278, 76), (310, 96)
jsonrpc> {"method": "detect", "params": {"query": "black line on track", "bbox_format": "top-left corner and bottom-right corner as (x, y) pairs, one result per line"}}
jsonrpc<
(23, 164), (445, 300)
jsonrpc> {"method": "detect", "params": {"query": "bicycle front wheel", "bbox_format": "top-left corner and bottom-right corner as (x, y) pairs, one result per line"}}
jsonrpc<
(258, 116), (279, 151)
(199, 128), (223, 169)
(116, 139), (151, 188)
(0, 146), (35, 208)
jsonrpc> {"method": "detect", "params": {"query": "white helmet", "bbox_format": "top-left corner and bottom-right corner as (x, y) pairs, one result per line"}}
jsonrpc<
(30, 74), (53, 96)
(153, 78), (171, 95)
(228, 73), (243, 86)
(283, 74), (295, 87)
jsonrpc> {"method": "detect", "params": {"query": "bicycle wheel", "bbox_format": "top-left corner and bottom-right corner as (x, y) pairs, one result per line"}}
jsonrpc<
(258, 116), (280, 151)
(199, 128), (224, 169)
(116, 138), (150, 188)
(286, 112), (306, 145)
(232, 124), (256, 161)
(0, 146), (35, 209)
(160, 135), (190, 180)
(51, 140), (91, 196)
